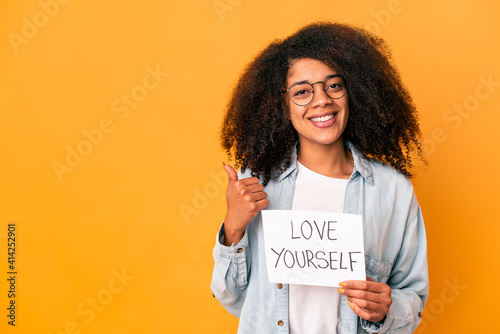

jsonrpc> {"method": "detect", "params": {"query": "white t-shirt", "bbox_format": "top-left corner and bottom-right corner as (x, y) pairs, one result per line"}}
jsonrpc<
(289, 160), (349, 334)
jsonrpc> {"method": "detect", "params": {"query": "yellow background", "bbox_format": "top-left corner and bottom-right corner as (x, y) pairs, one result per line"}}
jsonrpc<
(1, 0), (499, 333)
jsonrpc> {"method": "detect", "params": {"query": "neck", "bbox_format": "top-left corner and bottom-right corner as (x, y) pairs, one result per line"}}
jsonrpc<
(297, 138), (354, 179)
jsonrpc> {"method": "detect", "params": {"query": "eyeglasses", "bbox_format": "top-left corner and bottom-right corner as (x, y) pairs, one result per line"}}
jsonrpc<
(284, 75), (347, 106)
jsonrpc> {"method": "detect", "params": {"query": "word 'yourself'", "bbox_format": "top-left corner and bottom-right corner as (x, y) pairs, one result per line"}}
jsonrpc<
(271, 248), (362, 271)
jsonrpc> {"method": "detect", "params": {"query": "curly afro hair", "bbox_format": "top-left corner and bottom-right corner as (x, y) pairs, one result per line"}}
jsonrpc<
(221, 22), (423, 185)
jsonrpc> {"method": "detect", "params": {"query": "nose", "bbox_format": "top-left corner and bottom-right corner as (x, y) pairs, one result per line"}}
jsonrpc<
(310, 82), (333, 108)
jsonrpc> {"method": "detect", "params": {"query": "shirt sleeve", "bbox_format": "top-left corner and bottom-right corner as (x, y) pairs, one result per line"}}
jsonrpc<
(210, 222), (252, 318)
(360, 203), (429, 333)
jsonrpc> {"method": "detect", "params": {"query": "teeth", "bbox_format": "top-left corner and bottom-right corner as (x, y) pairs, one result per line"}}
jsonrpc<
(310, 114), (334, 122)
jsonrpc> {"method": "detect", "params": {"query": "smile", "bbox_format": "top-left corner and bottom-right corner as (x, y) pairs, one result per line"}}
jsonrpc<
(310, 114), (334, 122)
(307, 112), (338, 128)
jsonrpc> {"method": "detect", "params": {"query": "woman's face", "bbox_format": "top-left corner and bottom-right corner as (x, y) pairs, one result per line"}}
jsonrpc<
(286, 58), (349, 148)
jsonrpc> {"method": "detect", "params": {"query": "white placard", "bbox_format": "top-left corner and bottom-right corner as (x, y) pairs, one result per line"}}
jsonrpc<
(261, 210), (365, 287)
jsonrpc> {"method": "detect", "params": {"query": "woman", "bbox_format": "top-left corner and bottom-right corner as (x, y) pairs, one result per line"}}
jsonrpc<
(211, 22), (428, 334)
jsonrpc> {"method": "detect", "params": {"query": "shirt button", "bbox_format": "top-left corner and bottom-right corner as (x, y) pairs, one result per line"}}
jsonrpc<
(278, 320), (284, 326)
(277, 283), (283, 289)
(418, 311), (423, 317)
(237, 248), (243, 253)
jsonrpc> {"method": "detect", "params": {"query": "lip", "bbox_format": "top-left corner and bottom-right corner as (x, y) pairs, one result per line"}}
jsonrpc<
(307, 111), (337, 128)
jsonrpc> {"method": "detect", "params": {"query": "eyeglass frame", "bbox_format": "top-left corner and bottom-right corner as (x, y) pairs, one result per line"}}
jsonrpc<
(283, 74), (348, 106)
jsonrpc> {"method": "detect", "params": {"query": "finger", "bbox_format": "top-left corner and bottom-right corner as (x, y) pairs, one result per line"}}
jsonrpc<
(366, 276), (373, 282)
(233, 181), (264, 197)
(339, 280), (390, 294)
(255, 198), (269, 210)
(338, 288), (384, 304)
(237, 190), (268, 205)
(244, 183), (265, 193)
(347, 296), (389, 314)
(223, 163), (238, 185)
(240, 199), (269, 216)
(239, 176), (261, 186)
(246, 191), (268, 202)
(347, 300), (385, 322)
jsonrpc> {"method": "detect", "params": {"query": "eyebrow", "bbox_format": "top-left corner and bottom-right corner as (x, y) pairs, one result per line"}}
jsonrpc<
(288, 74), (342, 87)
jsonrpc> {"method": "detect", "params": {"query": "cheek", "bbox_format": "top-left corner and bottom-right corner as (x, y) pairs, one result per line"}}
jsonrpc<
(289, 106), (306, 126)
(288, 109), (301, 130)
(340, 99), (349, 119)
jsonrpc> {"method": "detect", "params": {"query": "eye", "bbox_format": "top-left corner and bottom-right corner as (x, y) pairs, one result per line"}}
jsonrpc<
(290, 84), (313, 98)
(294, 89), (309, 96)
(326, 82), (344, 91)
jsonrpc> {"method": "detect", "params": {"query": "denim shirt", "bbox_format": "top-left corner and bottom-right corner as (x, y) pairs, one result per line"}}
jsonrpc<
(211, 141), (429, 334)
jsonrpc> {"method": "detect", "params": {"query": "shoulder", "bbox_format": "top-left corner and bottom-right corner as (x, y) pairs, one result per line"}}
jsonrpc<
(370, 159), (413, 190)
(354, 155), (422, 230)
(349, 141), (414, 192)
(352, 145), (417, 208)
(365, 157), (421, 218)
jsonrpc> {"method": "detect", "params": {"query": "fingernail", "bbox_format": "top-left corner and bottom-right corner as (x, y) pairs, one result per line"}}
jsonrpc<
(337, 288), (345, 294)
(347, 297), (351, 301)
(347, 300), (355, 309)
(339, 282), (348, 287)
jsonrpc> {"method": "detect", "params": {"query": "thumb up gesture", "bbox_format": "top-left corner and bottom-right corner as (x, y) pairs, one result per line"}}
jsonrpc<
(222, 163), (269, 246)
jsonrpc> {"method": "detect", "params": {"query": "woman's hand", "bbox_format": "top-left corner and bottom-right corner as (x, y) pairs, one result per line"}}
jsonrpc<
(338, 277), (392, 322)
(222, 163), (269, 246)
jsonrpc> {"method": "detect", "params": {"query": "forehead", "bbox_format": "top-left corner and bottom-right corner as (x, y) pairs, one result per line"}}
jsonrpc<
(287, 58), (337, 81)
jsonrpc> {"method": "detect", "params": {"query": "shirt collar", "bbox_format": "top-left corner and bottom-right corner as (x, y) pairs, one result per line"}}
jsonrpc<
(346, 140), (374, 185)
(277, 139), (374, 185)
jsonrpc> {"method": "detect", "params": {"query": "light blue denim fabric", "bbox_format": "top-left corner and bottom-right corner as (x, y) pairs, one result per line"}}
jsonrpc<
(211, 141), (429, 333)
